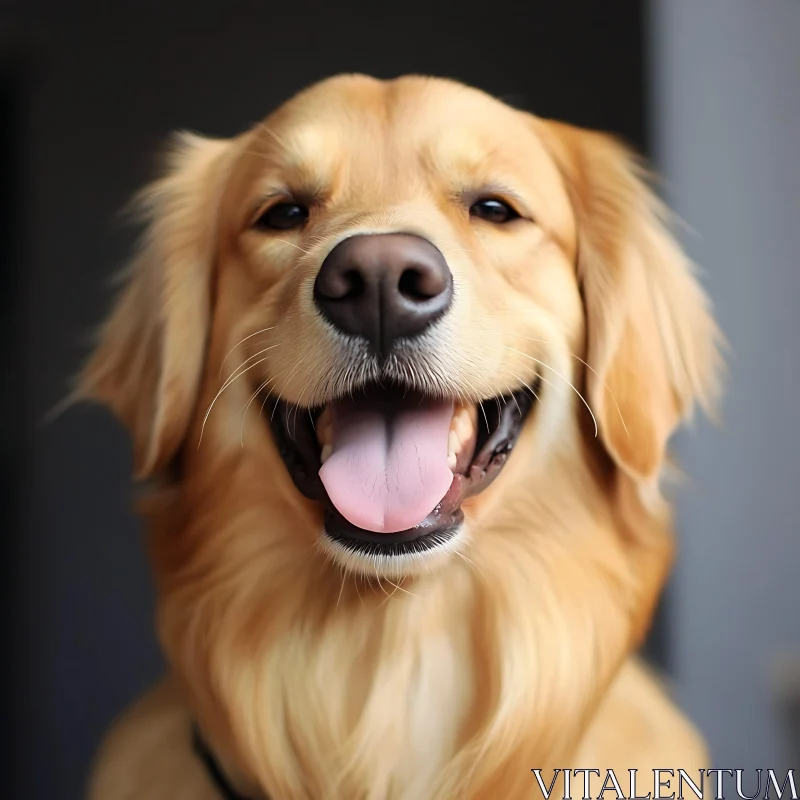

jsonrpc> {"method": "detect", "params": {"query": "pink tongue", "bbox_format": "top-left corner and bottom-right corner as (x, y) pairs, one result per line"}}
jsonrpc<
(319, 398), (454, 533)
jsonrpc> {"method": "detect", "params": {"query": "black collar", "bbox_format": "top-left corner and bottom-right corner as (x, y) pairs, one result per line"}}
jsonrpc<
(192, 725), (260, 800)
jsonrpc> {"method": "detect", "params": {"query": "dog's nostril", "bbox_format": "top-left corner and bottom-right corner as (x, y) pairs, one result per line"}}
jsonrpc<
(398, 267), (443, 301)
(339, 269), (364, 300)
(319, 268), (363, 301)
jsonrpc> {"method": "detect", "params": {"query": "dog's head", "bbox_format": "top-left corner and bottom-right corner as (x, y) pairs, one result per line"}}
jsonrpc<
(80, 74), (721, 581)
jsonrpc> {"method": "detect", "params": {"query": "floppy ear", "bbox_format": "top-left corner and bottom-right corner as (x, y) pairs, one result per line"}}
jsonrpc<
(539, 120), (724, 487)
(78, 132), (234, 479)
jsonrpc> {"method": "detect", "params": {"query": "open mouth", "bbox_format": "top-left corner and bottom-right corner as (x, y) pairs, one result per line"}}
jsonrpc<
(265, 381), (538, 559)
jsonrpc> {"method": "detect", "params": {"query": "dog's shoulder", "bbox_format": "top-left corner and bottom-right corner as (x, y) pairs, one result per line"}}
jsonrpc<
(87, 676), (222, 800)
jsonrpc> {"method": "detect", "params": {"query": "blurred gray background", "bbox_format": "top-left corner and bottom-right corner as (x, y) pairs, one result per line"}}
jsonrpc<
(652, 0), (800, 773)
(2, 1), (798, 798)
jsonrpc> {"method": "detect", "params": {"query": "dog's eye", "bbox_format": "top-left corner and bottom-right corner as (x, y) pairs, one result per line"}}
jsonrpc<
(469, 198), (519, 224)
(254, 202), (309, 231)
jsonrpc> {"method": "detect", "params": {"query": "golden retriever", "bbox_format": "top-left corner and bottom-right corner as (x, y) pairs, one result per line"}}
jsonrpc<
(80, 74), (722, 800)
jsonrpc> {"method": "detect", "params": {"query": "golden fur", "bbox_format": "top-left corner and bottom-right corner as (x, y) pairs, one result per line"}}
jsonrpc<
(81, 74), (723, 800)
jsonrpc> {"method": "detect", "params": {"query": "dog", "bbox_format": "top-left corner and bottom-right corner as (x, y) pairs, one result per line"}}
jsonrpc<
(81, 74), (722, 800)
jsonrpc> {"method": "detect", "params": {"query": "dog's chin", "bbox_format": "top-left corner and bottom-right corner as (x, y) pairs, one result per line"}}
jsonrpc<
(318, 516), (469, 580)
(264, 379), (538, 578)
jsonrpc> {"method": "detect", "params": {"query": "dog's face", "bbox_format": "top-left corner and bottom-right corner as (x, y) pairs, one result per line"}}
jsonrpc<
(81, 74), (720, 582)
(219, 75), (587, 577)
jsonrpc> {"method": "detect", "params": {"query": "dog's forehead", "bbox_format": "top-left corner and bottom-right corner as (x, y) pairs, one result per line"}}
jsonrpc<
(253, 75), (545, 173)
(274, 74), (517, 125)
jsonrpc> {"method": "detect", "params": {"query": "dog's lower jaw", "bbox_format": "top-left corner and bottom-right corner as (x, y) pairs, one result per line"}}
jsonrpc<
(317, 520), (468, 580)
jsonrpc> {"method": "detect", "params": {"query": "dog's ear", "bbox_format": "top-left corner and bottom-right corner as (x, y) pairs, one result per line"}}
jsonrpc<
(78, 132), (234, 479)
(538, 120), (724, 488)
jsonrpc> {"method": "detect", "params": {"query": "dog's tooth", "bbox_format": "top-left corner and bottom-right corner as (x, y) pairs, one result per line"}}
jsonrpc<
(320, 443), (332, 463)
(464, 405), (478, 439)
(448, 410), (459, 435)
(316, 408), (332, 446)
(448, 429), (460, 458)
(455, 405), (473, 441)
(451, 404), (467, 434)
(319, 422), (332, 445)
(447, 451), (457, 471)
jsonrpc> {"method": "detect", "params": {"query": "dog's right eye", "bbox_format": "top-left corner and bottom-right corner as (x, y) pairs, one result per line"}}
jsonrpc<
(469, 197), (520, 224)
(253, 202), (309, 231)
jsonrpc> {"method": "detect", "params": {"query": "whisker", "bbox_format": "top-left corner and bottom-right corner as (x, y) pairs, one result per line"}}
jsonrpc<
(454, 549), (481, 577)
(376, 581), (400, 609)
(374, 573), (392, 601)
(198, 355), (273, 446)
(270, 354), (314, 427)
(336, 567), (347, 610)
(223, 345), (279, 383)
(475, 323), (628, 435)
(269, 350), (310, 428)
(219, 327), (275, 378)
(504, 346), (598, 437)
(240, 376), (276, 447)
(479, 400), (490, 432)
(354, 574), (364, 605)
(270, 395), (281, 424)
(259, 388), (273, 418)
(383, 577), (417, 600)
(504, 368), (540, 403)
(273, 238), (312, 255)
(516, 335), (628, 436)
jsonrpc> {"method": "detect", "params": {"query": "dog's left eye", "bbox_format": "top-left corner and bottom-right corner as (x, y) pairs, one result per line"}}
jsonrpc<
(469, 198), (520, 224)
(253, 202), (309, 231)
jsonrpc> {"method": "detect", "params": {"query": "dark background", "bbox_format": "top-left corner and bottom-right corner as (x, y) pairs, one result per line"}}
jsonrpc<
(4, 1), (798, 798)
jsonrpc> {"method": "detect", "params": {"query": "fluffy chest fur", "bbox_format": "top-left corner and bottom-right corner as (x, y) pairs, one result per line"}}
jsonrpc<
(147, 445), (642, 800)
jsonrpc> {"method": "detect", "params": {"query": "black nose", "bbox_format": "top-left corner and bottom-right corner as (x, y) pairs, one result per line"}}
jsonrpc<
(313, 233), (454, 356)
